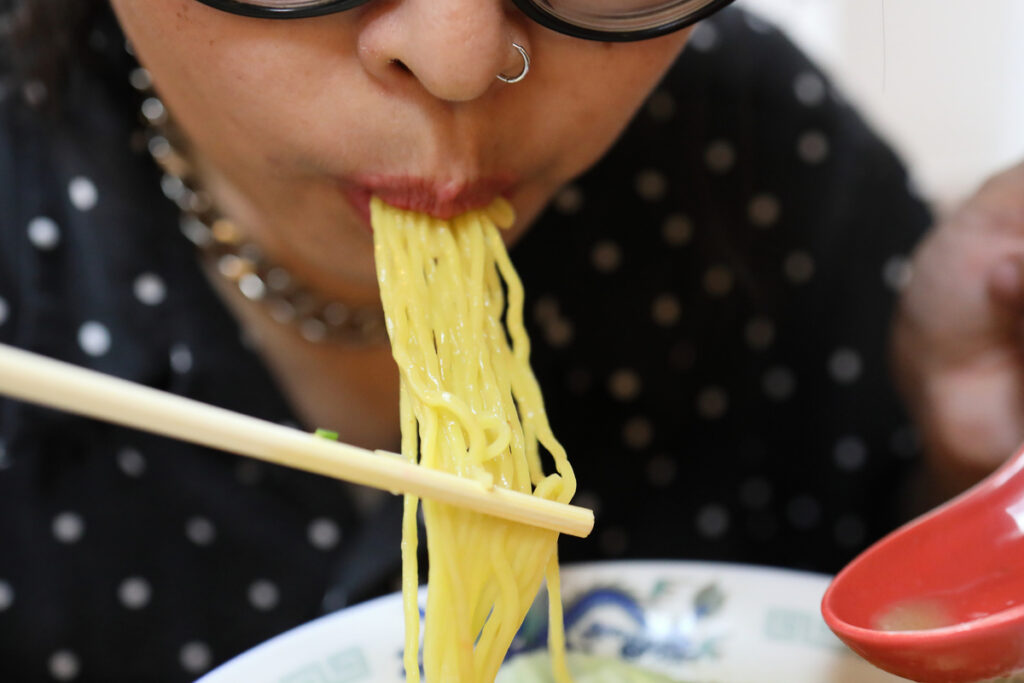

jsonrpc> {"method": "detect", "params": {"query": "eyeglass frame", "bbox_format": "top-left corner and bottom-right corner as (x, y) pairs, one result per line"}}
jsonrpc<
(193, 0), (737, 42)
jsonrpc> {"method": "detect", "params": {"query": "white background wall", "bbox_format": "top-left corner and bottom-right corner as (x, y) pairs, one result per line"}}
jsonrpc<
(738, 0), (1024, 208)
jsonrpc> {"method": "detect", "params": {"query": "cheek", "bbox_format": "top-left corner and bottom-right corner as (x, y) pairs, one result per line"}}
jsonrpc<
(113, 2), (246, 126)
(532, 32), (689, 178)
(113, 2), (344, 152)
(579, 32), (691, 117)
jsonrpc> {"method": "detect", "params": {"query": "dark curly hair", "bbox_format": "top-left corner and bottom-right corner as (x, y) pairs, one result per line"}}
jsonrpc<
(2, 0), (107, 107)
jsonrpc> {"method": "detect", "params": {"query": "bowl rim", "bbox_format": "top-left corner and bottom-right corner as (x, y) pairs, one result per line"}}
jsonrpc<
(198, 559), (836, 683)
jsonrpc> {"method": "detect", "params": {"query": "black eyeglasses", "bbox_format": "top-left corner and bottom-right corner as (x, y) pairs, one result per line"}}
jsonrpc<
(193, 0), (737, 42)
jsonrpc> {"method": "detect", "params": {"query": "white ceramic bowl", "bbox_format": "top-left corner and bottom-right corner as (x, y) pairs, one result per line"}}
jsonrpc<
(198, 561), (908, 682)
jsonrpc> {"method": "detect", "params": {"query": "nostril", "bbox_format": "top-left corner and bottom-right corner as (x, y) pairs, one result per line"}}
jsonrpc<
(389, 59), (412, 75)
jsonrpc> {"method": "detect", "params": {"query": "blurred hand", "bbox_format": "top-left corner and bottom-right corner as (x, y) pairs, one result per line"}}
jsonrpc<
(893, 161), (1024, 501)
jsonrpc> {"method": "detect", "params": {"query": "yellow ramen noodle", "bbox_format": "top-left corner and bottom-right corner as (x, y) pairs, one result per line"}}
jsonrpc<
(371, 196), (577, 683)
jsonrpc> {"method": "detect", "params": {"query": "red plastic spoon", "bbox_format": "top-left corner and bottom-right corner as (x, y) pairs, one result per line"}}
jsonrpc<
(822, 444), (1024, 682)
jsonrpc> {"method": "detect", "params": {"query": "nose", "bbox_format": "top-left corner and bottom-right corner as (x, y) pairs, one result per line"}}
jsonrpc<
(358, 0), (527, 102)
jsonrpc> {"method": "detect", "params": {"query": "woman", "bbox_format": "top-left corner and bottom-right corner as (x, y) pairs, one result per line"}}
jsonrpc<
(0, 1), (938, 680)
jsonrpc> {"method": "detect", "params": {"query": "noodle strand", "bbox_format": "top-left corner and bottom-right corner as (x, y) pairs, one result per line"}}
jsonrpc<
(372, 197), (576, 683)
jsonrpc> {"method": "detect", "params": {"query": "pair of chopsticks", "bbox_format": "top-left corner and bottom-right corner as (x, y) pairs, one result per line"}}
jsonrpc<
(0, 343), (593, 538)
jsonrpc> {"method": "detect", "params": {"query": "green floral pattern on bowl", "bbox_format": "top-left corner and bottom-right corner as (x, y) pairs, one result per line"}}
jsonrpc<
(199, 561), (910, 683)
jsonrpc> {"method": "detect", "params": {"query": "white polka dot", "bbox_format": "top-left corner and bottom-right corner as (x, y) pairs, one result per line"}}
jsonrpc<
(543, 319), (574, 348)
(748, 194), (781, 228)
(689, 22), (719, 52)
(829, 348), (863, 384)
(248, 579), (280, 611)
(0, 580), (13, 611)
(651, 293), (681, 327)
(308, 518), (341, 550)
(635, 169), (667, 201)
(834, 515), (867, 548)
(185, 516), (216, 546)
(608, 369), (642, 401)
(794, 72), (827, 106)
(704, 140), (736, 173)
(22, 80), (47, 107)
(646, 453), (677, 487)
(52, 512), (84, 544)
(797, 130), (830, 164)
(745, 317), (775, 350)
(738, 478), (772, 508)
(883, 256), (913, 291)
(834, 436), (868, 471)
(696, 386), (728, 419)
(703, 266), (733, 297)
(180, 641), (212, 674)
(646, 89), (676, 122)
(48, 650), (79, 681)
(600, 526), (629, 556)
(696, 504), (730, 539)
(78, 321), (111, 357)
(784, 251), (815, 284)
(662, 214), (693, 246)
(170, 343), (193, 374)
(787, 495), (821, 530)
(118, 577), (152, 609)
(133, 273), (166, 306)
(68, 176), (98, 211)
(27, 216), (60, 250)
(762, 366), (796, 401)
(0, 296), (8, 327)
(533, 296), (560, 324)
(622, 417), (654, 450)
(117, 447), (146, 477)
(590, 240), (622, 273)
(553, 186), (584, 214)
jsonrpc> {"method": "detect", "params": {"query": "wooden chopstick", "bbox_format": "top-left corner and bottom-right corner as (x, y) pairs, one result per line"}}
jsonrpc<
(0, 343), (593, 538)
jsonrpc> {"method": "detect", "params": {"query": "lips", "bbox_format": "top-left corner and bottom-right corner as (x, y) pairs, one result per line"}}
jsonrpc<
(342, 175), (516, 226)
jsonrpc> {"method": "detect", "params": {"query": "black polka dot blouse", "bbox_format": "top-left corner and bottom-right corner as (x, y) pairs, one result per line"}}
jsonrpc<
(0, 7), (931, 682)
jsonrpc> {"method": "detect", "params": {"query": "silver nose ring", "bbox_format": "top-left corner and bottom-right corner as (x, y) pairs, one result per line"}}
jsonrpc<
(497, 43), (530, 84)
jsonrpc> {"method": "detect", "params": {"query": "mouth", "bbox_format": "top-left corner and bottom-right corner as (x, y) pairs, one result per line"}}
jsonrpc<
(341, 175), (517, 227)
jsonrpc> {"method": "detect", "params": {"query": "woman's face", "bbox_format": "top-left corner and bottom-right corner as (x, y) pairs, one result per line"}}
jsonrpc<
(109, 0), (692, 292)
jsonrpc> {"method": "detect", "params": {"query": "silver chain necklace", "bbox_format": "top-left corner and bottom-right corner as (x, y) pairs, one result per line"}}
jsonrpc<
(130, 67), (387, 346)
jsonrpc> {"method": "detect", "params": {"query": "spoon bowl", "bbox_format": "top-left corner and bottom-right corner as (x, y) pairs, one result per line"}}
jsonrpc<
(822, 444), (1024, 682)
